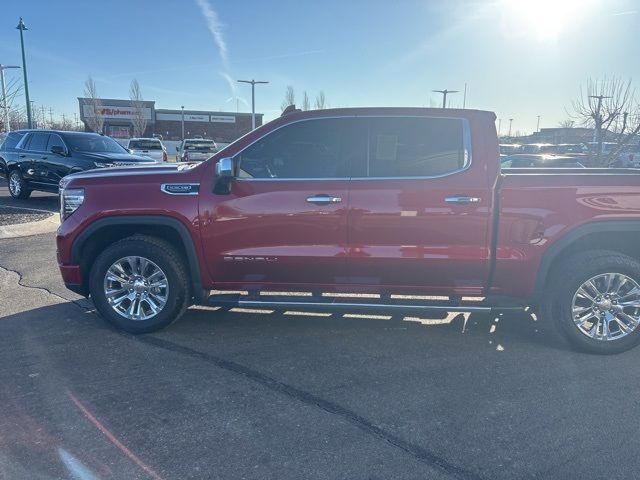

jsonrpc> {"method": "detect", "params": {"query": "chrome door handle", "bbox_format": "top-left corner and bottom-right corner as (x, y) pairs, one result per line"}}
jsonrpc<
(445, 195), (481, 204)
(306, 194), (342, 205)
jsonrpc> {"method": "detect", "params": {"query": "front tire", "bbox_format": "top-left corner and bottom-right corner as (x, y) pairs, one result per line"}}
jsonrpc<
(89, 235), (190, 333)
(8, 170), (32, 199)
(545, 250), (640, 354)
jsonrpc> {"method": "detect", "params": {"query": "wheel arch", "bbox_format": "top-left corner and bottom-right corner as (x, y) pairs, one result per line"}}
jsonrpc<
(71, 216), (206, 303)
(533, 220), (640, 298)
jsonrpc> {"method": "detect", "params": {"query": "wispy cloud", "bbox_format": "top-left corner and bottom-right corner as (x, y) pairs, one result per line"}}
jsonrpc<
(232, 49), (326, 64)
(195, 0), (228, 65)
(610, 10), (637, 16)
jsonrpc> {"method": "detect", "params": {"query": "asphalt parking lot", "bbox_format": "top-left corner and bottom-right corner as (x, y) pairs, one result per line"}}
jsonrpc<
(2, 187), (640, 479)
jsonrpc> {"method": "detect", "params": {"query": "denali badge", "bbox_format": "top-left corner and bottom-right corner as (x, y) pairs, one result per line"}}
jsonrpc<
(161, 183), (200, 195)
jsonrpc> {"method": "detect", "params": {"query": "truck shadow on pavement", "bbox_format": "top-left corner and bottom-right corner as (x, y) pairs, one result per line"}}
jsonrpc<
(2, 301), (634, 480)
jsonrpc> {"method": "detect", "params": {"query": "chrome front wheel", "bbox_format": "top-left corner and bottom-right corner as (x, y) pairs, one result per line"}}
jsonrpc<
(9, 171), (21, 196)
(103, 256), (169, 321)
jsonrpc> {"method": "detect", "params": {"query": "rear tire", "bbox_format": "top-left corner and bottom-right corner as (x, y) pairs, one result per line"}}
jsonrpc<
(543, 250), (640, 354)
(89, 235), (190, 333)
(8, 170), (32, 199)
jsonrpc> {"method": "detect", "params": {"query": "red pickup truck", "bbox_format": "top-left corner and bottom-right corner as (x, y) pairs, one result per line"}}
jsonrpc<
(56, 107), (640, 354)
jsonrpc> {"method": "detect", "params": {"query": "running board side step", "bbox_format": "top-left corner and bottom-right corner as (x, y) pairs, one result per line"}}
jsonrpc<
(207, 294), (524, 314)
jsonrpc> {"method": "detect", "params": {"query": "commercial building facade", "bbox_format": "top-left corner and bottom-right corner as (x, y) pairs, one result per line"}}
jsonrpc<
(78, 97), (263, 142)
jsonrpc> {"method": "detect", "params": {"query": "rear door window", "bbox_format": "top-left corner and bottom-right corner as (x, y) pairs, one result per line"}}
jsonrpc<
(27, 132), (50, 152)
(356, 117), (467, 178)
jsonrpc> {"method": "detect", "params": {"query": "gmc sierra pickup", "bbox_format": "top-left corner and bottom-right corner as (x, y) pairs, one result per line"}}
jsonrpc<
(56, 107), (640, 354)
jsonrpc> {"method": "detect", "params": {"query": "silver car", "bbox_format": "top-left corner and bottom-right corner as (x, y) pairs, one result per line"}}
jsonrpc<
(127, 138), (167, 163)
(176, 138), (218, 162)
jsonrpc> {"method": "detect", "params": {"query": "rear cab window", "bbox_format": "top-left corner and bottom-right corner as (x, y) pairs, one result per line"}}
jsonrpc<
(129, 139), (162, 150)
(184, 141), (217, 151)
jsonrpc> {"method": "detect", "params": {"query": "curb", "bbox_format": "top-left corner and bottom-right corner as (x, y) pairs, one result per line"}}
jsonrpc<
(0, 213), (60, 239)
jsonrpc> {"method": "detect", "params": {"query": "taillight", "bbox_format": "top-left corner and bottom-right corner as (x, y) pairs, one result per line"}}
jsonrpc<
(183, 151), (189, 162)
(163, 151), (167, 162)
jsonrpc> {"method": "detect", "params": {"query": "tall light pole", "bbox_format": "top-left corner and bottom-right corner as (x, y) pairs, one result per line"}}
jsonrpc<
(16, 17), (32, 129)
(433, 89), (459, 108)
(180, 105), (185, 140)
(508, 118), (514, 137)
(238, 79), (268, 129)
(0, 65), (20, 133)
(497, 118), (502, 137)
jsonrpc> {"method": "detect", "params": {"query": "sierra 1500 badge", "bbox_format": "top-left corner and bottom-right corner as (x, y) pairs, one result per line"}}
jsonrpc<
(161, 183), (200, 195)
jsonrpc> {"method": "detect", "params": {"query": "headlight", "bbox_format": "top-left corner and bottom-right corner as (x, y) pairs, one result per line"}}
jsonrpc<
(60, 188), (84, 221)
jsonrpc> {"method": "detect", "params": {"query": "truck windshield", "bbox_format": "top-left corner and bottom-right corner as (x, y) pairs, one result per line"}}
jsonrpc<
(64, 134), (128, 153)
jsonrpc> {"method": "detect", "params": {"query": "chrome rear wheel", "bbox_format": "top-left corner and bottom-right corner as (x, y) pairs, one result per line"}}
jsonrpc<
(572, 273), (640, 341)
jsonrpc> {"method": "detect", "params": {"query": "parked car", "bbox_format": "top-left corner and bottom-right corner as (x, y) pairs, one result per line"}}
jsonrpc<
(501, 154), (585, 168)
(127, 137), (167, 163)
(176, 138), (218, 162)
(57, 107), (640, 354)
(4, 130), (157, 199)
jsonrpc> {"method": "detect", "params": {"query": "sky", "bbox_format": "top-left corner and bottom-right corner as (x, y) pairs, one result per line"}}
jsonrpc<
(0, 0), (638, 134)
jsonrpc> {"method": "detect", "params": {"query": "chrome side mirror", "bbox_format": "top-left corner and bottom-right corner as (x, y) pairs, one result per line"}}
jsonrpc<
(215, 157), (234, 177)
(214, 157), (234, 194)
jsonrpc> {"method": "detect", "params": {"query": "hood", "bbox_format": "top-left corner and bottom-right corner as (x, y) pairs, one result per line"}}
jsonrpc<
(83, 152), (157, 163)
(60, 162), (201, 187)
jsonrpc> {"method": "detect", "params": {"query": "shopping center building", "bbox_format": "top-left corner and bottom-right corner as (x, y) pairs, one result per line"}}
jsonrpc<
(78, 97), (263, 142)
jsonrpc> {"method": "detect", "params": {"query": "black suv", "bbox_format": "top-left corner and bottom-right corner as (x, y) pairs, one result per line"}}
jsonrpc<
(0, 130), (156, 199)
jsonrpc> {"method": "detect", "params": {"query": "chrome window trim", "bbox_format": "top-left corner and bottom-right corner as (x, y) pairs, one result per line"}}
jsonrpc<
(232, 115), (472, 182)
(160, 183), (200, 195)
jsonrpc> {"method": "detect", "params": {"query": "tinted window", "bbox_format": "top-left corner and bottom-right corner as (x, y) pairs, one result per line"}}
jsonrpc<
(129, 139), (162, 150)
(1, 132), (25, 150)
(236, 118), (364, 179)
(64, 133), (127, 153)
(27, 132), (50, 152)
(47, 134), (66, 153)
(360, 117), (466, 177)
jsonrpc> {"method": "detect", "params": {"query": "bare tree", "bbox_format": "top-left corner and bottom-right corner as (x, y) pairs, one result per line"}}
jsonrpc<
(558, 119), (575, 128)
(314, 91), (326, 110)
(302, 91), (310, 111)
(572, 77), (640, 166)
(1, 77), (24, 132)
(129, 79), (147, 137)
(281, 85), (296, 111)
(83, 76), (104, 133)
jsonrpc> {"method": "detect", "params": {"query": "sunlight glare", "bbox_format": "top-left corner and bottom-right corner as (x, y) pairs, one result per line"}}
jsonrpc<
(503, 0), (594, 41)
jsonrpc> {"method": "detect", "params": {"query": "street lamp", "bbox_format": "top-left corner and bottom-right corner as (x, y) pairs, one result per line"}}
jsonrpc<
(0, 65), (20, 133)
(181, 106), (184, 140)
(237, 79), (268, 129)
(16, 17), (32, 129)
(433, 89), (459, 109)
